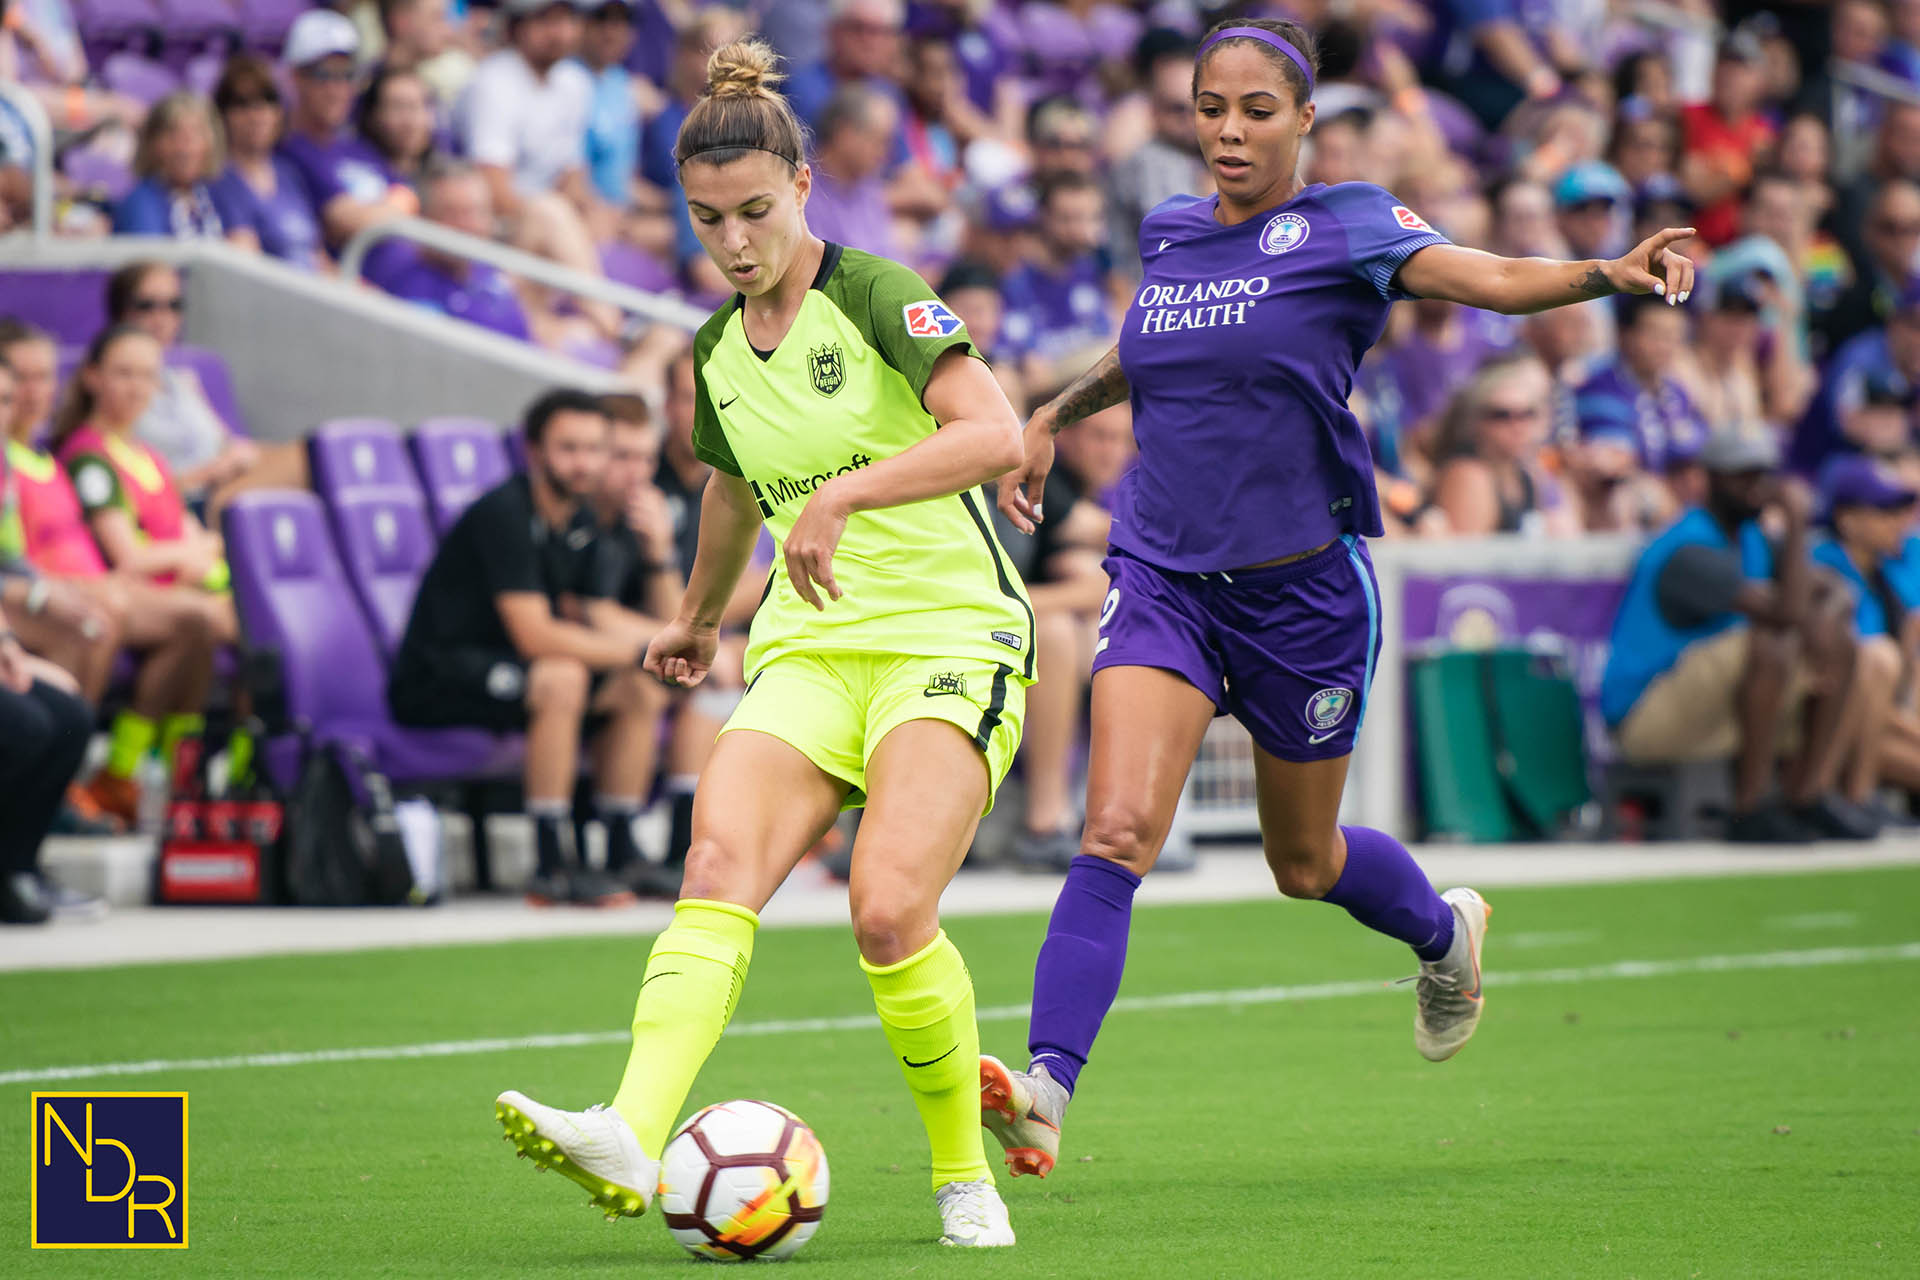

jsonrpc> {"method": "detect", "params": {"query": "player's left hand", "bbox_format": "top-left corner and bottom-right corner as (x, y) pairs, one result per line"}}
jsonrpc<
(1605, 227), (1696, 305)
(785, 487), (850, 610)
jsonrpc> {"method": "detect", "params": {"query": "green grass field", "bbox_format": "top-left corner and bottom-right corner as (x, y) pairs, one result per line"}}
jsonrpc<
(4, 865), (1919, 1277)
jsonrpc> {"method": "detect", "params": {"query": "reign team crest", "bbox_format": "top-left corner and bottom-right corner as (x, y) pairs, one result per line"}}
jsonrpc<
(808, 343), (845, 397)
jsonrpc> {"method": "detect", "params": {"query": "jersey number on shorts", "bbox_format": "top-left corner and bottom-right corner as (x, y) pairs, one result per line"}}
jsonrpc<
(1094, 588), (1120, 657)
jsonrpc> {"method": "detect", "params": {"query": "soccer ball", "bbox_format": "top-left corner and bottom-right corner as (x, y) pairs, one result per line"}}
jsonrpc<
(656, 1100), (829, 1262)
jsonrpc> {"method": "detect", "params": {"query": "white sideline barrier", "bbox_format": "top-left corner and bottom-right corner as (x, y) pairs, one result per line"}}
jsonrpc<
(1185, 534), (1644, 842)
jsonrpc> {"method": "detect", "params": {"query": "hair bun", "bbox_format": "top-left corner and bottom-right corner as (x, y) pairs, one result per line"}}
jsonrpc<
(705, 38), (784, 99)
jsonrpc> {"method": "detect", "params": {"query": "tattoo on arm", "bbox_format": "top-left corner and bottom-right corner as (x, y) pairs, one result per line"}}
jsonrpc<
(1043, 345), (1128, 433)
(1573, 266), (1616, 298)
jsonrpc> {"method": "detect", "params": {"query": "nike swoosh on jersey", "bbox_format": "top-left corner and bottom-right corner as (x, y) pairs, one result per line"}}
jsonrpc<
(1307, 730), (1341, 745)
(1157, 239), (1170, 251)
(718, 394), (740, 409)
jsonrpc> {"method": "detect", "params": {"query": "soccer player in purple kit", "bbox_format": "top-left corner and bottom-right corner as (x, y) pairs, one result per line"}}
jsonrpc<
(979, 18), (1698, 1180)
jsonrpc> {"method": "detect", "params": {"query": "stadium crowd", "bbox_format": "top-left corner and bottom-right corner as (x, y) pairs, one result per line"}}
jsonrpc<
(10, 0), (1920, 919)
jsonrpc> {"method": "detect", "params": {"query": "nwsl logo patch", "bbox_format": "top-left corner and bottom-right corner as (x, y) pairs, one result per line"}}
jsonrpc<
(1392, 206), (1434, 232)
(903, 300), (964, 338)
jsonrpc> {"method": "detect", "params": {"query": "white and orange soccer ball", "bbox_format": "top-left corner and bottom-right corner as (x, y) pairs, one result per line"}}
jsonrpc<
(655, 1100), (829, 1262)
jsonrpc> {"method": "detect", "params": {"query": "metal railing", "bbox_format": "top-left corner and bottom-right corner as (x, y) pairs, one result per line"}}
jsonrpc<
(339, 216), (711, 333)
(1829, 59), (1920, 112)
(0, 81), (54, 239)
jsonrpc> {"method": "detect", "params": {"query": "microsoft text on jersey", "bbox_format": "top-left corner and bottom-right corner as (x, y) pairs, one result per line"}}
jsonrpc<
(747, 453), (875, 517)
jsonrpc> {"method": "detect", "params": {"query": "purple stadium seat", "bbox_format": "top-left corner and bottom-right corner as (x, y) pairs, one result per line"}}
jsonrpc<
(75, 0), (161, 66)
(169, 345), (248, 436)
(410, 417), (510, 535)
(236, 0), (303, 54)
(504, 430), (528, 473)
(184, 50), (226, 97)
(308, 418), (422, 500)
(61, 146), (135, 203)
(0, 271), (112, 345)
(100, 52), (181, 105)
(154, 0), (238, 72)
(223, 490), (516, 791)
(328, 486), (435, 657)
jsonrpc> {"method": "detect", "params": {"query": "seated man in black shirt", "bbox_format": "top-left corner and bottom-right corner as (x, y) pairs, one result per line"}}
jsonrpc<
(389, 389), (664, 906)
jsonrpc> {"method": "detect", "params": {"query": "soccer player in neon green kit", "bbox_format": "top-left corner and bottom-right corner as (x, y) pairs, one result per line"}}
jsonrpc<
(496, 38), (1034, 1249)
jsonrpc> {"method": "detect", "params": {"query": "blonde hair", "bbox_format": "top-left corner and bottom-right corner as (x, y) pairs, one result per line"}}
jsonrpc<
(673, 38), (807, 170)
(135, 92), (226, 184)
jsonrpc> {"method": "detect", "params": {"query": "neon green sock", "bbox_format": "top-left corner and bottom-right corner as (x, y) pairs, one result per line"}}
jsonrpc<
(105, 711), (159, 780)
(159, 714), (205, 768)
(223, 728), (254, 789)
(863, 930), (993, 1190)
(610, 899), (758, 1157)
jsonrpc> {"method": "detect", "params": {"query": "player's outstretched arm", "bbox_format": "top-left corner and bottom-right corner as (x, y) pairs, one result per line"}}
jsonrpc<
(1396, 226), (1697, 316)
(782, 348), (1023, 610)
(646, 471), (764, 687)
(998, 343), (1128, 533)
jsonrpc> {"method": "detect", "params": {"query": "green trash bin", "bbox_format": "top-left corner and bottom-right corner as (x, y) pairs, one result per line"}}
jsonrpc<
(1410, 645), (1592, 842)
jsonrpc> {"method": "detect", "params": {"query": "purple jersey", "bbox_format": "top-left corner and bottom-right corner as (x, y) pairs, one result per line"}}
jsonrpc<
(369, 252), (532, 343)
(1573, 357), (1710, 471)
(1112, 183), (1450, 572)
(1002, 254), (1115, 362)
(277, 131), (397, 237)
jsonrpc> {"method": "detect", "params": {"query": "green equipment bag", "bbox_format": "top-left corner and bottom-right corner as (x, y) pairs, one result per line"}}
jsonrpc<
(1411, 646), (1592, 842)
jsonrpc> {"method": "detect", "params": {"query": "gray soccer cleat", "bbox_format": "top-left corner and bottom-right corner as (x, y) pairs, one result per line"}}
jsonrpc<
(1413, 887), (1491, 1062)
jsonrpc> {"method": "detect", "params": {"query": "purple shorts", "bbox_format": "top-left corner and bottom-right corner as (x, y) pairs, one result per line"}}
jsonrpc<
(1091, 536), (1382, 763)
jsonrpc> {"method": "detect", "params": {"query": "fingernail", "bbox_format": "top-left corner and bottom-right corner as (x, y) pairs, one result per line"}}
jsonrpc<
(1679, 290), (1689, 304)
(1033, 505), (1044, 519)
(1654, 282), (1665, 295)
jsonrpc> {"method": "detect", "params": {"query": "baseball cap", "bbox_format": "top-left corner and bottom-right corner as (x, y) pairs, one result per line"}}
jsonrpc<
(1821, 453), (1918, 512)
(1698, 428), (1781, 475)
(1634, 173), (1696, 217)
(1861, 367), (1918, 408)
(1704, 271), (1767, 313)
(504, 0), (587, 16)
(283, 9), (359, 69)
(1554, 162), (1630, 210)
(980, 182), (1037, 232)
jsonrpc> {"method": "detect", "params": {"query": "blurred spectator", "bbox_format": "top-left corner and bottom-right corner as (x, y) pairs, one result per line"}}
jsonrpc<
(1793, 281), (1920, 474)
(1576, 292), (1711, 480)
(459, 0), (620, 339)
(106, 262), (310, 518)
(1374, 298), (1511, 454)
(1001, 170), (1116, 396)
(579, 0), (641, 209)
(1, 314), (56, 440)
(1554, 161), (1629, 261)
(358, 66), (443, 189)
(0, 604), (95, 925)
(388, 389), (660, 908)
(366, 162), (534, 343)
(1815, 178), (1920, 358)
(587, 392), (678, 892)
(1, 330), (219, 831)
(1601, 430), (1881, 843)
(1304, 108), (1369, 189)
(1107, 38), (1205, 278)
(638, 6), (750, 290)
(1612, 50), (1677, 118)
(957, 181), (1036, 282)
(1834, 103), (1920, 272)
(1609, 96), (1680, 191)
(1775, 114), (1834, 220)
(112, 94), (259, 251)
(1744, 170), (1851, 328)
(939, 258), (1024, 410)
(212, 56), (325, 272)
(1884, 0), (1920, 89)
(1683, 269), (1815, 435)
(1490, 176), (1570, 260)
(1629, 174), (1697, 252)
(279, 9), (416, 251)
(0, 0), (140, 139)
(1811, 454), (1920, 794)
(1009, 0), (1140, 115)
(902, 33), (994, 192)
(807, 83), (903, 260)
(1430, 354), (1580, 537)
(1026, 95), (1100, 180)
(906, 0), (1023, 135)
(375, 0), (475, 119)
(785, 0), (906, 130)
(1425, 0), (1564, 130)
(1680, 34), (1775, 248)
(1795, 0), (1888, 179)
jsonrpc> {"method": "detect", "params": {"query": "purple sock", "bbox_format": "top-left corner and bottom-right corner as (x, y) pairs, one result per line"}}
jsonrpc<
(1026, 854), (1141, 1096)
(1323, 825), (1455, 962)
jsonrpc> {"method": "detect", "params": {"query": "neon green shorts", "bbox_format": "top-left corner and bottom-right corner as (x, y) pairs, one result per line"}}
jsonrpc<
(720, 651), (1026, 813)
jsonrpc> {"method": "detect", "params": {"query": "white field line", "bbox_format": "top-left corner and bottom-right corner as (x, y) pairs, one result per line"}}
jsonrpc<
(4, 941), (1917, 1089)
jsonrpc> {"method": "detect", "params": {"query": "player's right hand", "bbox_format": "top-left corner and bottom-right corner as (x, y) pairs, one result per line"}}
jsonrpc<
(644, 617), (720, 689)
(997, 417), (1056, 534)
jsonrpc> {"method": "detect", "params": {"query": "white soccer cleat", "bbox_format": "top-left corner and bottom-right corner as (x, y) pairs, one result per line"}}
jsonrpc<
(979, 1055), (1066, 1177)
(1413, 887), (1491, 1062)
(495, 1090), (658, 1219)
(934, 1178), (1016, 1247)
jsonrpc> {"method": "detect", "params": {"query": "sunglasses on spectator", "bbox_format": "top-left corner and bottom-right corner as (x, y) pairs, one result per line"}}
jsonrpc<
(300, 66), (357, 84)
(132, 296), (185, 313)
(1567, 198), (1617, 215)
(1480, 404), (1543, 423)
(1039, 134), (1095, 150)
(1876, 218), (1920, 237)
(225, 95), (279, 110)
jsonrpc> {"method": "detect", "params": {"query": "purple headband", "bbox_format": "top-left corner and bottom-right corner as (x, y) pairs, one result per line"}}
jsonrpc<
(1198, 26), (1315, 97)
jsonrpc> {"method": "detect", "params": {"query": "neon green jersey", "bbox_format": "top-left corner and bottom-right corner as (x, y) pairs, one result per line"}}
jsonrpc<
(692, 243), (1035, 684)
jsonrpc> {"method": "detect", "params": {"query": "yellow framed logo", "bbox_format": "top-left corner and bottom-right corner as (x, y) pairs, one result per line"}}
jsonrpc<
(31, 1092), (188, 1249)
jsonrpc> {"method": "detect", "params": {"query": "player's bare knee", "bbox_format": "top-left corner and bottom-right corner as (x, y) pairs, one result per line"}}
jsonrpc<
(527, 657), (590, 715)
(679, 835), (751, 902)
(1264, 840), (1341, 899)
(849, 894), (930, 967)
(1081, 801), (1161, 875)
